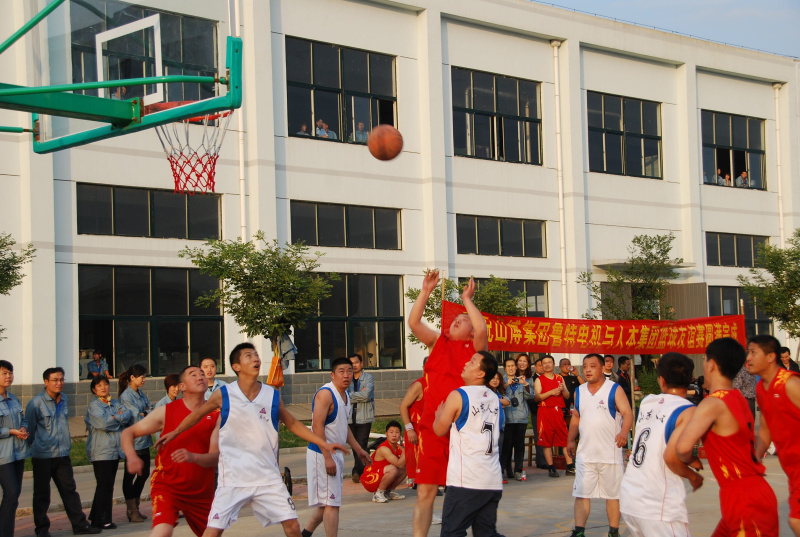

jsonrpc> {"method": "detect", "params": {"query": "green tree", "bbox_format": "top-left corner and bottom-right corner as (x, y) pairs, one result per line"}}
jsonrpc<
(738, 228), (800, 340)
(0, 233), (35, 339)
(180, 232), (336, 352)
(405, 274), (524, 347)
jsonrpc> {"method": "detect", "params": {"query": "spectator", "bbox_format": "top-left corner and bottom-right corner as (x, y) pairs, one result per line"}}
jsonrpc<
(296, 123), (310, 136)
(732, 365), (758, 418)
(616, 356), (633, 407)
(716, 168), (727, 186)
(119, 364), (153, 523)
(723, 173), (731, 186)
(603, 355), (618, 382)
(26, 366), (100, 536)
(361, 421), (407, 503)
(534, 355), (574, 477)
(156, 373), (181, 409)
(84, 375), (132, 529)
(0, 360), (28, 537)
(559, 357), (585, 412)
(347, 352), (375, 483)
(779, 346), (800, 372)
(323, 122), (338, 140)
(350, 121), (369, 143)
(200, 357), (227, 401)
(735, 171), (748, 188)
(523, 355), (548, 469)
(86, 350), (110, 380)
(315, 118), (327, 138)
(502, 357), (533, 482)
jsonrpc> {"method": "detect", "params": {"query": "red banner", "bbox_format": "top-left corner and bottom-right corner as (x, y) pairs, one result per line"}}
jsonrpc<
(442, 301), (746, 355)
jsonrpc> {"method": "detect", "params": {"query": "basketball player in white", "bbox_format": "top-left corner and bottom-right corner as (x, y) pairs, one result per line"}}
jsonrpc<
(302, 357), (370, 537)
(619, 353), (703, 537)
(433, 350), (505, 537)
(566, 353), (632, 537)
(156, 343), (349, 537)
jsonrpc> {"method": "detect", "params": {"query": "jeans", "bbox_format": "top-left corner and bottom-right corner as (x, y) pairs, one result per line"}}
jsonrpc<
(0, 459), (24, 537)
(123, 448), (150, 500)
(89, 459), (119, 526)
(32, 456), (89, 534)
(501, 423), (527, 477)
(349, 422), (372, 475)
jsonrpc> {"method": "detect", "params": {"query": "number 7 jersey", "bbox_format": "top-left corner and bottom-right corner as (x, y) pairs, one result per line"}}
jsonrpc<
(446, 385), (502, 490)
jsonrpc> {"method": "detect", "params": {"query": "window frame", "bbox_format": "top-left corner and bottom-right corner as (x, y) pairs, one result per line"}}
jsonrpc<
(290, 200), (401, 250)
(705, 232), (768, 268)
(700, 110), (766, 190)
(707, 286), (772, 337)
(456, 214), (546, 258)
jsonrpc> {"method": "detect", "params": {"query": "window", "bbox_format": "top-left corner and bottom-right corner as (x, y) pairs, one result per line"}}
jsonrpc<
(78, 265), (223, 376)
(462, 278), (548, 317)
(706, 233), (768, 268)
(451, 67), (541, 164)
(701, 110), (765, 189)
(290, 201), (400, 250)
(286, 37), (395, 143)
(708, 286), (771, 337)
(456, 215), (545, 257)
(587, 91), (662, 178)
(70, 0), (217, 102)
(77, 184), (220, 239)
(293, 274), (404, 371)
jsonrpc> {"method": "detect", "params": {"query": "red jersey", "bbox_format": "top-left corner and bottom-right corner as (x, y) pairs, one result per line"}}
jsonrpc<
(757, 367), (800, 467)
(538, 374), (565, 409)
(420, 335), (476, 425)
(150, 400), (219, 496)
(408, 378), (424, 425)
(361, 440), (403, 493)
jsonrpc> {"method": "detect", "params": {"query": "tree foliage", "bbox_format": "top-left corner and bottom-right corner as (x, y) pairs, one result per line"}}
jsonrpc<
(577, 233), (683, 321)
(0, 233), (36, 339)
(180, 232), (336, 346)
(738, 228), (800, 339)
(404, 274), (525, 347)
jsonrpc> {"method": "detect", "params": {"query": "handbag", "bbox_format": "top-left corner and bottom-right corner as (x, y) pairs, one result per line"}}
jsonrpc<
(266, 348), (285, 388)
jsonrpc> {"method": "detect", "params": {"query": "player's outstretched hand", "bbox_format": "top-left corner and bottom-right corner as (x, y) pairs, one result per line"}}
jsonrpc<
(357, 448), (370, 466)
(126, 454), (144, 476)
(325, 457), (337, 476)
(688, 458), (703, 471)
(614, 432), (627, 448)
(154, 431), (177, 450)
(566, 440), (576, 459)
(171, 448), (194, 464)
(687, 469), (704, 491)
(461, 277), (476, 302)
(407, 429), (418, 445)
(421, 269), (439, 295)
(325, 442), (351, 455)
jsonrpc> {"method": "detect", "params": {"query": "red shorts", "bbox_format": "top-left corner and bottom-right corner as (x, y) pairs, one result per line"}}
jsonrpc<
(712, 477), (778, 537)
(787, 467), (800, 519)
(405, 431), (418, 479)
(537, 406), (568, 448)
(414, 425), (448, 485)
(361, 465), (387, 493)
(151, 485), (214, 537)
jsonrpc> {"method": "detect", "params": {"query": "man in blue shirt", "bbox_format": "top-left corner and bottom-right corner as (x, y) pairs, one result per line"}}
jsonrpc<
(86, 351), (110, 380)
(26, 367), (99, 537)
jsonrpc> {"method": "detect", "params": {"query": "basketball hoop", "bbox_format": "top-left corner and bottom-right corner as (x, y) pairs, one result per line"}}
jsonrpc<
(145, 101), (233, 194)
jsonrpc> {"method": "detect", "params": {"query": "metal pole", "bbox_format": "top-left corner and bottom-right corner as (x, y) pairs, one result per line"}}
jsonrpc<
(0, 0), (68, 56)
(0, 126), (31, 133)
(0, 75), (221, 97)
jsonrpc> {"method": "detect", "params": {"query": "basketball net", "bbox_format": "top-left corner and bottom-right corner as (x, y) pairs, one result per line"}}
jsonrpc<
(149, 103), (233, 194)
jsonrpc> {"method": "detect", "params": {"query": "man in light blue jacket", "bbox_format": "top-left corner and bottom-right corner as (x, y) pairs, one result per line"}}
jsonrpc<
(0, 359), (29, 537)
(347, 353), (375, 483)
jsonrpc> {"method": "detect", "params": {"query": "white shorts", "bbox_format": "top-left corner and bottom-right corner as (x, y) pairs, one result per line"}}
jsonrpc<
(206, 485), (297, 529)
(622, 513), (691, 537)
(306, 449), (344, 507)
(572, 462), (623, 499)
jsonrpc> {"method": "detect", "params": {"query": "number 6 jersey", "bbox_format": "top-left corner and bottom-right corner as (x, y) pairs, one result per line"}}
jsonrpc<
(619, 393), (694, 523)
(446, 385), (502, 490)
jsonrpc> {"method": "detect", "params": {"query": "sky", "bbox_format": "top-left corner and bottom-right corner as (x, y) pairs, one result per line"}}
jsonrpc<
(530, 0), (800, 58)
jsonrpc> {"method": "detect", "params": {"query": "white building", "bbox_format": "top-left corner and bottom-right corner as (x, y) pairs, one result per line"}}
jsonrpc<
(1, 0), (797, 400)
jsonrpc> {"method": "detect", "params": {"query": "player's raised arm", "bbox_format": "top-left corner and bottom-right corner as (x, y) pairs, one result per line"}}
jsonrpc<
(121, 405), (166, 475)
(154, 389), (223, 449)
(461, 277), (488, 351)
(433, 390), (463, 437)
(408, 269), (441, 348)
(663, 406), (704, 491)
(675, 396), (723, 464)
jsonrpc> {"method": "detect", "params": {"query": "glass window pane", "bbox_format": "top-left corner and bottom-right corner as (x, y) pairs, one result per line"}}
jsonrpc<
(113, 187), (149, 236)
(717, 148), (732, 182)
(587, 92), (603, 128)
(748, 118), (763, 150)
(472, 72), (494, 113)
(501, 219), (523, 257)
(291, 201), (318, 245)
(748, 153), (764, 190)
(346, 95), (370, 142)
(190, 320), (222, 371)
(719, 234), (736, 266)
(77, 184), (112, 235)
(643, 138), (661, 178)
(369, 54), (394, 96)
(496, 77), (517, 115)
(293, 322), (319, 371)
(159, 14), (181, 63)
(317, 204), (345, 246)
(642, 101), (659, 137)
(349, 275), (376, 316)
(457, 214), (476, 254)
(372, 97), (395, 127)
(477, 217), (499, 255)
(347, 206), (374, 248)
(721, 287), (739, 315)
(625, 136), (643, 176)
(519, 81), (538, 119)
(701, 110), (714, 145)
(524, 220), (544, 258)
(352, 321), (378, 368)
(314, 90), (341, 140)
(181, 18), (215, 67)
(152, 191), (186, 238)
(715, 113), (730, 146)
(588, 130), (604, 172)
(79, 319), (114, 374)
(707, 287), (721, 316)
(474, 114), (493, 159)
(187, 194), (219, 240)
(706, 233), (720, 266)
(453, 111), (472, 156)
(156, 321), (188, 377)
(189, 270), (219, 316)
(342, 48), (368, 93)
(736, 235), (753, 267)
(703, 146), (717, 184)
(320, 321), (347, 370)
(312, 42), (340, 88)
(605, 132), (623, 175)
(501, 118), (522, 163)
(114, 321), (150, 375)
(374, 208), (400, 250)
(114, 267), (150, 315)
(378, 321), (403, 368)
(523, 120), (540, 165)
(451, 68), (471, 109)
(526, 280), (548, 316)
(154, 268), (187, 315)
(71, 2), (104, 48)
(288, 85), (312, 136)
(604, 95), (622, 130)
(733, 150), (748, 186)
(377, 275), (401, 317)
(623, 99), (641, 134)
(79, 265), (113, 315)
(320, 276), (346, 316)
(732, 115), (747, 148)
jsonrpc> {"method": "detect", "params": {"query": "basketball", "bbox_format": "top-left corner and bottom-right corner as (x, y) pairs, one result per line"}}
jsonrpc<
(367, 124), (403, 161)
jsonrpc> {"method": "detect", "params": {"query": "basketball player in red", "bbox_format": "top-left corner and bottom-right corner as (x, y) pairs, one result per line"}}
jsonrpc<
(399, 378), (423, 486)
(361, 421), (406, 503)
(121, 365), (219, 537)
(676, 337), (779, 537)
(747, 334), (800, 536)
(408, 270), (488, 537)
(533, 354), (574, 477)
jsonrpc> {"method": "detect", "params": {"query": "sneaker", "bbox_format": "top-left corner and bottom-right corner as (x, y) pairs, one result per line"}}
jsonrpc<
(565, 464), (576, 476)
(568, 530), (585, 537)
(520, 470), (527, 481)
(514, 471), (523, 481)
(431, 514), (442, 525)
(548, 467), (560, 478)
(73, 526), (101, 535)
(502, 479), (509, 484)
(372, 491), (389, 503)
(352, 472), (361, 484)
(387, 490), (405, 500)
(436, 487), (443, 496)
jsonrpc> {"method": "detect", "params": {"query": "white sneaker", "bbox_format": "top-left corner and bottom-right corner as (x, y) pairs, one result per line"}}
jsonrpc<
(520, 470), (527, 481)
(431, 514), (442, 525)
(387, 491), (405, 500)
(372, 491), (389, 503)
(514, 471), (523, 481)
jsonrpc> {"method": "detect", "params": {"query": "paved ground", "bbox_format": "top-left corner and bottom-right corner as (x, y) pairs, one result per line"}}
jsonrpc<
(14, 455), (792, 537)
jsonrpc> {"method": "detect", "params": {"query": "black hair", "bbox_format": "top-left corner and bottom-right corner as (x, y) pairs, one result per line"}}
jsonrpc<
(43, 366), (65, 381)
(90, 375), (110, 394)
(492, 372), (506, 395)
(559, 357), (571, 365)
(604, 354), (615, 362)
(583, 353), (604, 366)
(657, 353), (694, 389)
(618, 356), (630, 366)
(748, 334), (781, 361)
(349, 353), (363, 363)
(118, 364), (147, 397)
(200, 357), (218, 367)
(179, 364), (202, 382)
(780, 346), (791, 356)
(229, 342), (256, 372)
(515, 354), (532, 378)
(705, 337), (746, 381)
(541, 354), (555, 364)
(331, 357), (353, 371)
(477, 350), (498, 387)
(163, 373), (181, 390)
(0, 360), (12, 372)
(385, 420), (402, 433)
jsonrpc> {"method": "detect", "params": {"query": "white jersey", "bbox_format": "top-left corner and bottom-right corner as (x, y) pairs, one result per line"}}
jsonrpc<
(446, 385), (502, 490)
(217, 381), (282, 487)
(308, 381), (351, 452)
(620, 394), (694, 523)
(575, 379), (624, 464)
